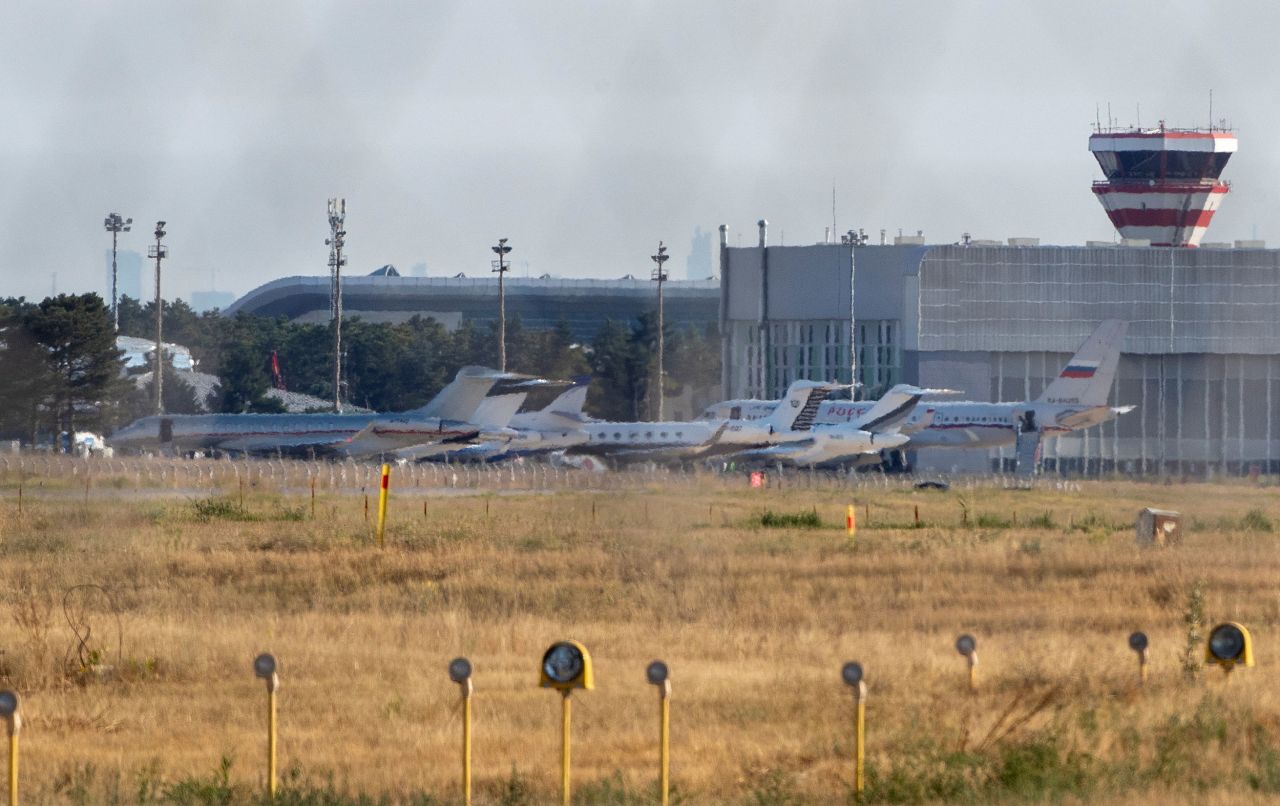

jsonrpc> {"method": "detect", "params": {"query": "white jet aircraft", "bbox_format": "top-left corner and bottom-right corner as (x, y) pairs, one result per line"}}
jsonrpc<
(725, 384), (950, 467)
(109, 366), (525, 457)
(572, 379), (839, 464)
(702, 320), (1133, 453)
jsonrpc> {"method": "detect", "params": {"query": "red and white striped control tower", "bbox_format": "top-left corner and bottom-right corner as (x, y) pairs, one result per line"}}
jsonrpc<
(1089, 124), (1236, 247)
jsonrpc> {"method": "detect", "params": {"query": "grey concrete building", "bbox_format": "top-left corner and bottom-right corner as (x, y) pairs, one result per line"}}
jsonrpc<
(720, 222), (1280, 474)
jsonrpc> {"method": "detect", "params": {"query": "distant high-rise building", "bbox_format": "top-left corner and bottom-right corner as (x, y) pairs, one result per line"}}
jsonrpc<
(686, 226), (713, 279)
(409, 261), (428, 277)
(106, 249), (143, 301)
(190, 290), (236, 312)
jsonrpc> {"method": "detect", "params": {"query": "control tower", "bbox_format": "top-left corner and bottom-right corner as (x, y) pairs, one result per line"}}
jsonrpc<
(1089, 124), (1237, 247)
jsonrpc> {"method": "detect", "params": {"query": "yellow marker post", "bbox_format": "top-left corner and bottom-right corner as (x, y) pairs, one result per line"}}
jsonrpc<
(841, 663), (866, 795)
(540, 641), (594, 806)
(0, 691), (19, 806)
(1128, 632), (1149, 686)
(561, 692), (572, 806)
(376, 464), (390, 547)
(955, 634), (978, 692)
(253, 654), (279, 798)
(449, 658), (474, 806)
(647, 662), (671, 806)
(846, 504), (856, 538)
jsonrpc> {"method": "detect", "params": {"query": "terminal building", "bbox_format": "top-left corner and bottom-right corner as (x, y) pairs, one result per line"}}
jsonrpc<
(224, 269), (719, 342)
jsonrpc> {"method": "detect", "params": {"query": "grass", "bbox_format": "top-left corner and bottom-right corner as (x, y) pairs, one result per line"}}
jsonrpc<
(0, 456), (1279, 803)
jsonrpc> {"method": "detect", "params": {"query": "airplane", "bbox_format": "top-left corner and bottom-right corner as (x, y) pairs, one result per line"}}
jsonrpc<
(571, 379), (840, 464)
(399, 382), (591, 463)
(108, 366), (526, 457)
(701, 320), (1133, 454)
(723, 384), (949, 468)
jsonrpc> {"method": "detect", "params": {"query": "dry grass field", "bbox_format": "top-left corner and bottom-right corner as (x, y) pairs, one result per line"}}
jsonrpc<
(0, 456), (1279, 804)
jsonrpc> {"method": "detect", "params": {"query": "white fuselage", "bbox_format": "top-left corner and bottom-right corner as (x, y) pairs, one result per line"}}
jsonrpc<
(703, 400), (1121, 450)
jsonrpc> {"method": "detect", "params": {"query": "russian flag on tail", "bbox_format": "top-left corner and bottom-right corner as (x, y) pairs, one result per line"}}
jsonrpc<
(1060, 361), (1099, 379)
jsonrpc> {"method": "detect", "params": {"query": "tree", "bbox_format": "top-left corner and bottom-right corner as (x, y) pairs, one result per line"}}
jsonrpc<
(0, 299), (53, 443)
(23, 294), (124, 443)
(213, 323), (285, 413)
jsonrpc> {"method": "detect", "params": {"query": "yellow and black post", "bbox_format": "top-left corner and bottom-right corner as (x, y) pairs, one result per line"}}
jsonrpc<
(253, 654), (279, 798)
(841, 662), (866, 796)
(376, 463), (391, 547)
(646, 661), (671, 806)
(540, 641), (594, 806)
(449, 658), (474, 806)
(0, 691), (19, 806)
(1128, 632), (1149, 685)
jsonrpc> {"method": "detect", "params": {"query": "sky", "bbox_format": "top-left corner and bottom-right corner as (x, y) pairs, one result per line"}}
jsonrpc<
(1, 1), (1278, 303)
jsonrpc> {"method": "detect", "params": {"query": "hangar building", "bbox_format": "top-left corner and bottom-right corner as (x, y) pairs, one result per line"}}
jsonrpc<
(719, 221), (1280, 474)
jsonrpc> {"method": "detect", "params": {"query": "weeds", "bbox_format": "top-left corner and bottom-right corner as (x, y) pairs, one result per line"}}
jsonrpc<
(1182, 579), (1206, 681)
(1240, 508), (1273, 532)
(758, 509), (822, 529)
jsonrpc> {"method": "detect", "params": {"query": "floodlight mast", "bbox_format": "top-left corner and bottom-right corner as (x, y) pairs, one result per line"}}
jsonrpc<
(650, 241), (670, 421)
(491, 238), (512, 371)
(103, 213), (132, 332)
(327, 199), (347, 413)
(147, 221), (169, 415)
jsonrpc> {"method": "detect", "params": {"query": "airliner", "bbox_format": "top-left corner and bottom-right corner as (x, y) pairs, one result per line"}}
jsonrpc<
(702, 320), (1132, 452)
(109, 366), (526, 457)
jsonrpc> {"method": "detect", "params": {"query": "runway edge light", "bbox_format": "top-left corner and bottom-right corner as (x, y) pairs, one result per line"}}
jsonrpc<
(1206, 622), (1254, 674)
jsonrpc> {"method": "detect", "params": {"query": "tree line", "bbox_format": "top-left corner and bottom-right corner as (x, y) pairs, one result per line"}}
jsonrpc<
(0, 292), (720, 445)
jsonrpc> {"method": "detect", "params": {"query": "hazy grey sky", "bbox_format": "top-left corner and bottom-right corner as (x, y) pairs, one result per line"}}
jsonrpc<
(2, 1), (1276, 303)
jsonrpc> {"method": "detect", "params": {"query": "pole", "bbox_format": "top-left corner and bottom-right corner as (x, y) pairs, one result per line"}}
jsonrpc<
(153, 223), (165, 415)
(651, 241), (669, 421)
(492, 239), (511, 372)
(659, 681), (670, 806)
(6, 726), (14, 806)
(267, 686), (277, 798)
(656, 272), (664, 421)
(968, 651), (978, 692)
(498, 260), (506, 372)
(561, 691), (572, 806)
(1139, 648), (1149, 686)
(853, 682), (866, 795)
(846, 504), (856, 537)
(461, 679), (473, 806)
(376, 463), (390, 547)
(111, 227), (119, 333)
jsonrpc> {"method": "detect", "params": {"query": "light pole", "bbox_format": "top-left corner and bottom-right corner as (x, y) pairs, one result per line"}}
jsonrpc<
(491, 238), (512, 371)
(326, 199), (347, 412)
(650, 240), (670, 421)
(147, 221), (168, 415)
(103, 213), (132, 332)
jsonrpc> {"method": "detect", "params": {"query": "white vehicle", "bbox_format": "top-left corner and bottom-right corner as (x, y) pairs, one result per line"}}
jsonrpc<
(704, 320), (1132, 453)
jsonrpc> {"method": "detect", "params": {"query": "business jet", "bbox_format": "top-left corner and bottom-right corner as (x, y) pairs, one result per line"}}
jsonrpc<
(109, 366), (524, 457)
(702, 320), (1132, 452)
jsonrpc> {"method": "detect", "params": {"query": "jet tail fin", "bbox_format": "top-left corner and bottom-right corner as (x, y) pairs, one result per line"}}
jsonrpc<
(409, 366), (513, 422)
(1036, 320), (1127, 407)
(512, 383), (591, 430)
(762, 380), (837, 432)
(852, 384), (959, 434)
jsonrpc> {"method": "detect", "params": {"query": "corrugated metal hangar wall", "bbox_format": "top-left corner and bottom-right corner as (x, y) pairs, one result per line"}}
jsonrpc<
(722, 238), (1280, 473)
